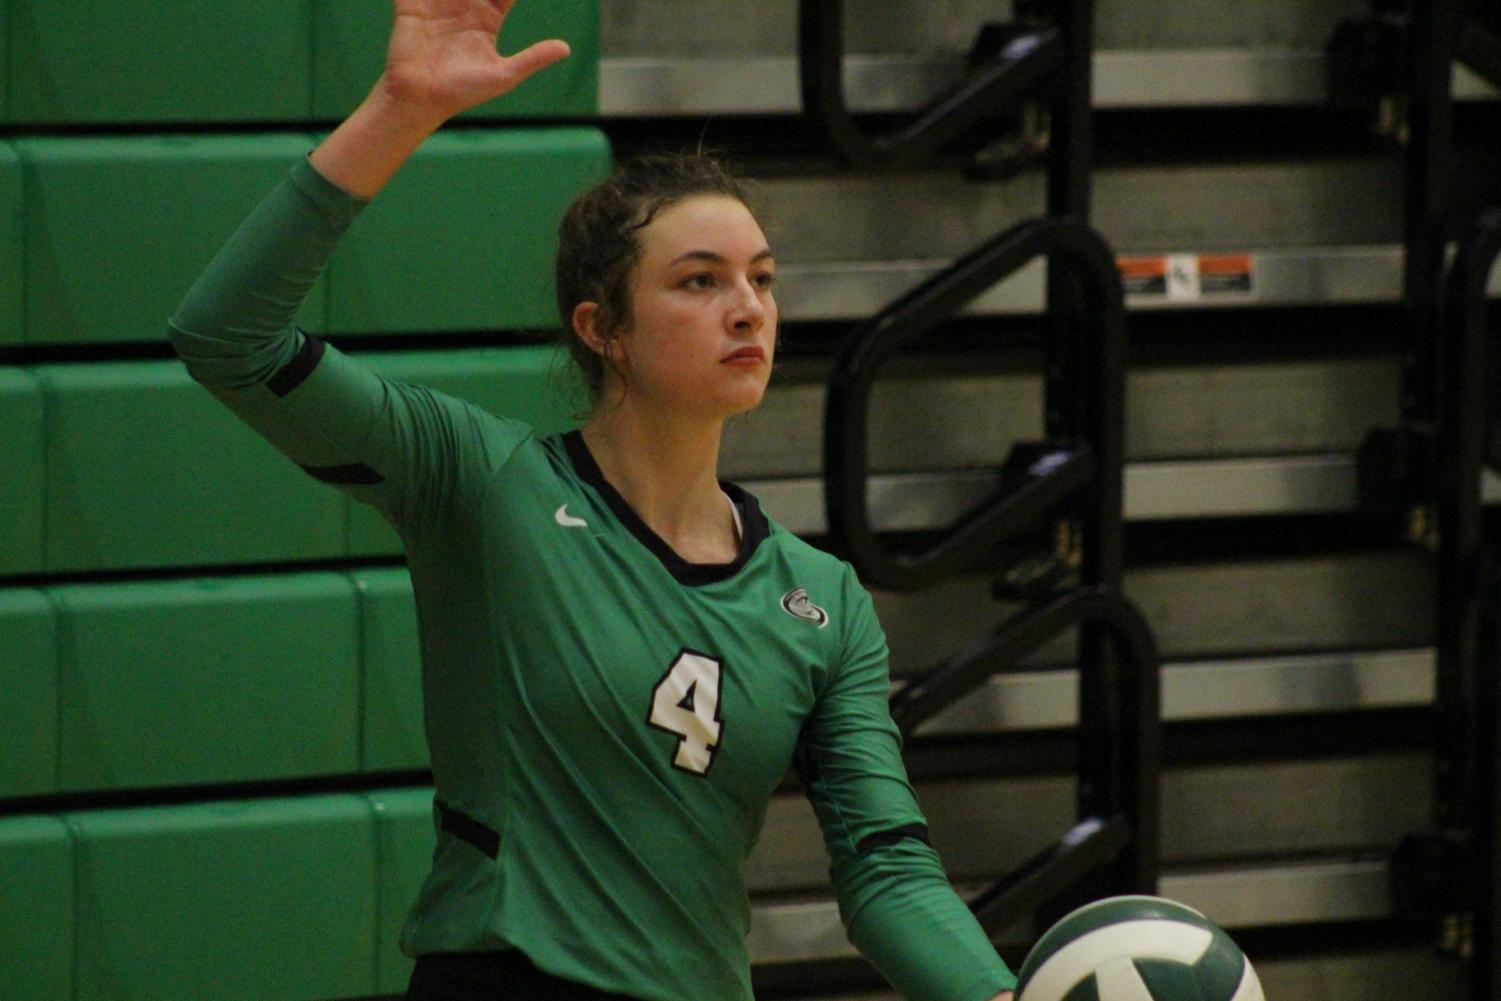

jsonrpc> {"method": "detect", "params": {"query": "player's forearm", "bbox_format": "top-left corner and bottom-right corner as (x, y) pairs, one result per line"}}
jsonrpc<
(836, 841), (1017, 1001)
(309, 81), (447, 199)
(169, 159), (367, 388)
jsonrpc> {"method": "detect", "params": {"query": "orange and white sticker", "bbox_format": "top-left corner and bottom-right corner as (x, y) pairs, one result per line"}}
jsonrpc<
(1117, 253), (1254, 299)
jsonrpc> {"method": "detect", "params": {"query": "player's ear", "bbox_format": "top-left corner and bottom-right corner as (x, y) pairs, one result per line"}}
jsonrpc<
(573, 301), (627, 365)
(572, 302), (607, 355)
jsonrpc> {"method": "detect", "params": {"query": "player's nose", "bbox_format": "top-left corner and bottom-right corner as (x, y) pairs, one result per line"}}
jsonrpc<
(727, 278), (767, 334)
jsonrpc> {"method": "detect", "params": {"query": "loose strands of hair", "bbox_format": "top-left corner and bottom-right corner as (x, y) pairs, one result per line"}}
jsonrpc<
(553, 151), (755, 413)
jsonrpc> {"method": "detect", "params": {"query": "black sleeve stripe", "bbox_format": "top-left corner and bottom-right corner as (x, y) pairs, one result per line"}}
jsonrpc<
(299, 461), (384, 485)
(266, 332), (327, 398)
(436, 801), (501, 860)
(856, 823), (932, 854)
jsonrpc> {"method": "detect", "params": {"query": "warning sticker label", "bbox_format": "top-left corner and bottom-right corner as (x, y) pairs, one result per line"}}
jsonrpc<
(1117, 256), (1167, 296)
(1197, 253), (1255, 294)
(1117, 253), (1255, 300)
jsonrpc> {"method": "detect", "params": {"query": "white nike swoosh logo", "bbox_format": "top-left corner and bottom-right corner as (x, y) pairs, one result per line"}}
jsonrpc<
(555, 504), (588, 528)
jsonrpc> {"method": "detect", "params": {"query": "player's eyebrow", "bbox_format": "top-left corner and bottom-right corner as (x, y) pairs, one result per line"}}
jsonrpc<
(669, 248), (775, 267)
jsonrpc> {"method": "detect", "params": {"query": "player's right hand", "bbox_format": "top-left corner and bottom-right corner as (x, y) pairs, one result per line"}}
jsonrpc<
(378, 0), (570, 125)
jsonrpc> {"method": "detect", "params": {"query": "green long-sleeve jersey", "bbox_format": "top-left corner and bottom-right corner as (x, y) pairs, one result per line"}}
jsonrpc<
(167, 154), (1016, 1001)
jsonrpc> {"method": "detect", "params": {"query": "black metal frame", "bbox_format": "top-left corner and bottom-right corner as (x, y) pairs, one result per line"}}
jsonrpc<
(805, 0), (1161, 945)
(1437, 210), (1501, 999)
(824, 219), (1123, 592)
(800, 2), (1058, 170)
(1335, 3), (1501, 996)
(798, 0), (1095, 214)
(891, 586), (1160, 929)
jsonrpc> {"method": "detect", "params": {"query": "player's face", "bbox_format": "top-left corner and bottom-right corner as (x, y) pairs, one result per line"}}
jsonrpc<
(612, 194), (778, 421)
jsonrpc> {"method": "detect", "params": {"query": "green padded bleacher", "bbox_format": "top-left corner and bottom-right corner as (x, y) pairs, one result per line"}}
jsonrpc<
(8, 568), (426, 798)
(53, 574), (360, 793)
(17, 134), (324, 346)
(0, 3), (8, 124)
(0, 589), (58, 799)
(350, 345), (580, 554)
(7, 2), (313, 126)
(35, 360), (346, 572)
(1, 143), (20, 342)
(26, 344), (574, 574)
(367, 788), (438, 994)
(355, 567), (426, 772)
(313, 0), (600, 120)
(5, 15), (612, 991)
(66, 796), (378, 1000)
(15, 128), (608, 344)
(3, 1), (597, 126)
(324, 128), (612, 335)
(0, 815), (73, 1001)
(0, 367), (43, 574)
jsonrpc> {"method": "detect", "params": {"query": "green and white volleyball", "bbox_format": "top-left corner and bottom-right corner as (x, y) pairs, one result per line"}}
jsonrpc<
(1016, 896), (1264, 1001)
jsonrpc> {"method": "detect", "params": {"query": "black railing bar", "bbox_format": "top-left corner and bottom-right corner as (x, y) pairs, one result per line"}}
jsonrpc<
(890, 586), (1158, 737)
(827, 219), (1117, 387)
(1044, 0), (1095, 220)
(1470, 569), (1501, 1000)
(1398, 0), (1459, 429)
(967, 814), (1132, 934)
(825, 220), (1125, 591)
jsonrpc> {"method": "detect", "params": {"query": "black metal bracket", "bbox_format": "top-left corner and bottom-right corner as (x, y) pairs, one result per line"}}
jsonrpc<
(798, 1), (1064, 170)
(1459, 4), (1501, 88)
(823, 217), (1126, 593)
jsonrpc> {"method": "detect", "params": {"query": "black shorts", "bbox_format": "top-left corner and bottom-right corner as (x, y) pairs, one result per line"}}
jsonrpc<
(405, 950), (643, 1001)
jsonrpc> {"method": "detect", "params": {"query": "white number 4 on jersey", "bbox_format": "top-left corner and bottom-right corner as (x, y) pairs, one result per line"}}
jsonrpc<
(648, 651), (724, 775)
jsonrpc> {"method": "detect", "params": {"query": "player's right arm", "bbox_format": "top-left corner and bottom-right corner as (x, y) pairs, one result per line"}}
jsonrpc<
(168, 0), (569, 536)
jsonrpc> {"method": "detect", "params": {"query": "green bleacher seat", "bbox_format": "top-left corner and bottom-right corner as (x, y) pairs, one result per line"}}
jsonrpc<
(0, 589), (57, 799)
(354, 567), (426, 771)
(0, 144), (20, 341)
(0, 367), (43, 574)
(367, 788), (438, 994)
(34, 345), (583, 572)
(314, 0), (600, 119)
(36, 360), (346, 571)
(6, 1), (313, 125)
(16, 134), (323, 345)
(0, 816), (73, 1001)
(323, 128), (611, 335)
(52, 574), (359, 793)
(0, 4), (9, 124)
(66, 796), (377, 1000)
(349, 345), (581, 555)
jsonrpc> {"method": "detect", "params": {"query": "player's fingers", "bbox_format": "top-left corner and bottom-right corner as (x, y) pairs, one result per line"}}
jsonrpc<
(502, 38), (571, 83)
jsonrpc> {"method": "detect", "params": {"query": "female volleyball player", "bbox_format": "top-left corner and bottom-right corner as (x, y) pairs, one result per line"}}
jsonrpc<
(169, 1), (1015, 999)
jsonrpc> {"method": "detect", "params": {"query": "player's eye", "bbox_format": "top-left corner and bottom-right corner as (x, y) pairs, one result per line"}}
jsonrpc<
(682, 273), (716, 290)
(753, 271), (777, 291)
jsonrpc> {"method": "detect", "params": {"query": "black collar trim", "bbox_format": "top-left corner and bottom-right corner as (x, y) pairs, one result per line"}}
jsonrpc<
(562, 430), (769, 587)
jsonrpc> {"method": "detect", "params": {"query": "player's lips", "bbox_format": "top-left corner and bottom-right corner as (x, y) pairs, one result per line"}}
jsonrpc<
(721, 346), (766, 365)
